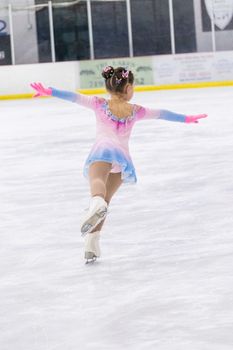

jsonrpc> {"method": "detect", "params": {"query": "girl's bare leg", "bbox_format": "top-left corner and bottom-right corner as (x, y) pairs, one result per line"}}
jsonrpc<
(88, 161), (112, 199)
(90, 171), (123, 233)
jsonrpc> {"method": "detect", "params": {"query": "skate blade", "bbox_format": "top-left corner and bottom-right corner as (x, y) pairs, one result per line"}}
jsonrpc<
(81, 207), (107, 236)
(85, 252), (97, 264)
(85, 252), (98, 264)
(85, 258), (97, 264)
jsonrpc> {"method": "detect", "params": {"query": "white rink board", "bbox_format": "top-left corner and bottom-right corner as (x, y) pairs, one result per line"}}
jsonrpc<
(2, 51), (233, 96)
(0, 61), (80, 95)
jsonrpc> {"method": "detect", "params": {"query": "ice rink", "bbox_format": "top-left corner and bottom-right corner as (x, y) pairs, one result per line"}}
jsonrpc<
(1, 87), (233, 350)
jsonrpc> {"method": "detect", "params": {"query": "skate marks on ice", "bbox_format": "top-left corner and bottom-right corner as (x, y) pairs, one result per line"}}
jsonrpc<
(1, 88), (233, 350)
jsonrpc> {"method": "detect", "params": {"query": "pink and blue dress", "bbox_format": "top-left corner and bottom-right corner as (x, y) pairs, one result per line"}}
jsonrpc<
(51, 88), (187, 184)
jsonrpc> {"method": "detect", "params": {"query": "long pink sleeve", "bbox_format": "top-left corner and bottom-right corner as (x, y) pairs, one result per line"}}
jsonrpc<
(51, 88), (98, 110)
(135, 106), (161, 121)
(75, 94), (98, 109)
(135, 106), (186, 123)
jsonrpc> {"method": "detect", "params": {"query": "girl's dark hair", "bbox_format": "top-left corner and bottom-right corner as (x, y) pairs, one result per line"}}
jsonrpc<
(102, 66), (134, 94)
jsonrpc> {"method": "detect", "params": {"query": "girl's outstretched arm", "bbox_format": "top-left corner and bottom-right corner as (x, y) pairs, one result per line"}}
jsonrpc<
(135, 106), (207, 124)
(30, 82), (97, 109)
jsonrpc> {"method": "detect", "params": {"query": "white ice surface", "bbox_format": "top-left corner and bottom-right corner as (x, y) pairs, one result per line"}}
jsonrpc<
(0, 87), (233, 350)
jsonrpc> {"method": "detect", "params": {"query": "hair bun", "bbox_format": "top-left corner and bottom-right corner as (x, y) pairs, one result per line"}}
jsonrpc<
(102, 66), (114, 80)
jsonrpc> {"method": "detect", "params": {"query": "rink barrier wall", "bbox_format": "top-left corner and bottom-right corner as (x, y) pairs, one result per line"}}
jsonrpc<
(79, 80), (233, 95)
(1, 81), (233, 100)
(2, 51), (233, 100)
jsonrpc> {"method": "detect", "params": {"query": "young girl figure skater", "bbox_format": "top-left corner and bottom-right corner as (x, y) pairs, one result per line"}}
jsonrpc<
(31, 66), (207, 263)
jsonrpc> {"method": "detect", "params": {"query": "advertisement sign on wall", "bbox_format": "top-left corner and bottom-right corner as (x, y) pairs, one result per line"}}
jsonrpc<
(79, 57), (153, 89)
(153, 51), (233, 85)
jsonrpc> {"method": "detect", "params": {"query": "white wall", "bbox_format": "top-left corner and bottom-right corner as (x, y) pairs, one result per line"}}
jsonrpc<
(1, 51), (233, 97)
(0, 61), (79, 95)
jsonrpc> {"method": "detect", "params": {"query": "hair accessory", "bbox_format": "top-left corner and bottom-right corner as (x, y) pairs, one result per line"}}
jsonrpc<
(102, 66), (114, 79)
(115, 77), (122, 85)
(103, 66), (112, 73)
(122, 70), (129, 79)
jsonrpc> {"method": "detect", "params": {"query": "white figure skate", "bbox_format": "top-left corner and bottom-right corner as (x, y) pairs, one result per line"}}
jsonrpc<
(84, 231), (101, 264)
(80, 196), (108, 236)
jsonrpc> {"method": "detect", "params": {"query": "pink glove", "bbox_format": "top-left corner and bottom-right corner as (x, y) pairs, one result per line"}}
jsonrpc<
(30, 82), (52, 97)
(185, 114), (207, 123)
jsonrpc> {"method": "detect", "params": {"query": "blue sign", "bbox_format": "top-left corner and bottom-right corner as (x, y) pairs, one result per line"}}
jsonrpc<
(0, 20), (7, 36)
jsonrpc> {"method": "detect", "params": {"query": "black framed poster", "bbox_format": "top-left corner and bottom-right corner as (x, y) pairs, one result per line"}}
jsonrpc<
(201, 0), (233, 31)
